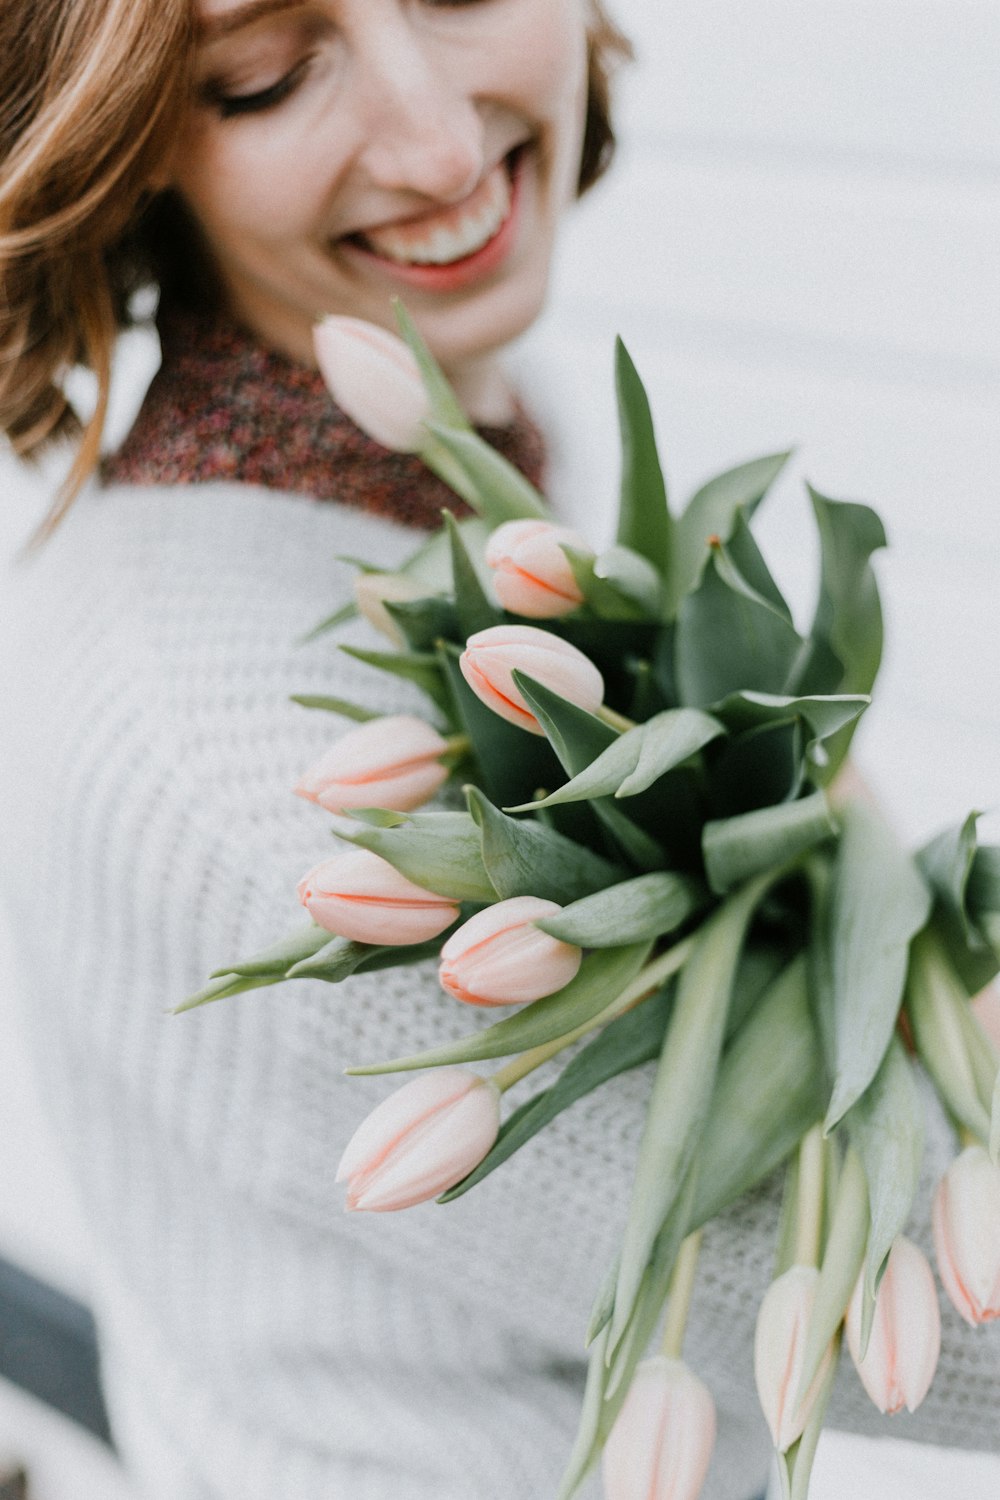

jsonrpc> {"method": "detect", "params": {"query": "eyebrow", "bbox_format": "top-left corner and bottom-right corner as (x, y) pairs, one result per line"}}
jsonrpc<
(197, 0), (306, 41)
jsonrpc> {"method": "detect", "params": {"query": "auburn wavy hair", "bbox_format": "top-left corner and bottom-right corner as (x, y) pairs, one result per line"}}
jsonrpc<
(0, 0), (631, 539)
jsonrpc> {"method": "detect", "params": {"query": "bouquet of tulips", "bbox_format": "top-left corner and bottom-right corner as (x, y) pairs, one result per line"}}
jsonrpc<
(183, 306), (1000, 1500)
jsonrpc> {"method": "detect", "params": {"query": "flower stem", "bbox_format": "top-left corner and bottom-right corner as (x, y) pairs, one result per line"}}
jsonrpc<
(660, 1230), (703, 1359)
(443, 733), (472, 758)
(597, 704), (636, 733)
(794, 1124), (826, 1268)
(491, 933), (697, 1094)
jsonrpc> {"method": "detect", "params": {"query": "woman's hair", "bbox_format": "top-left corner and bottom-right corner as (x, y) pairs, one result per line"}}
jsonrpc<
(0, 0), (631, 538)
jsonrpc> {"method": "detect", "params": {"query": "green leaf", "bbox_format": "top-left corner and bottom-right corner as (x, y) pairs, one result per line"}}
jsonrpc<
(174, 972), (284, 1014)
(689, 954), (825, 1227)
(792, 489), (886, 774)
(333, 809), (498, 903)
(382, 594), (460, 654)
(208, 922), (331, 979)
(710, 691), (869, 777)
(297, 599), (357, 644)
(922, 820), (1000, 993)
(846, 1037), (923, 1354)
(796, 1148), (869, 1407)
(674, 544), (803, 706)
(822, 801), (931, 1132)
(340, 645), (452, 715)
(393, 298), (470, 430)
(614, 338), (672, 574)
(506, 707), (724, 810)
(443, 510), (503, 637)
(401, 516), (492, 592)
(536, 872), (706, 948)
(906, 926), (993, 1143)
(610, 874), (771, 1347)
(466, 786), (626, 904)
(512, 674), (666, 870)
(286, 935), (381, 982)
(724, 510), (794, 621)
(561, 544), (654, 622)
(703, 790), (834, 895)
(289, 693), (381, 723)
(424, 419), (549, 525)
(346, 941), (652, 1075)
(666, 451), (791, 614)
(438, 987), (672, 1201)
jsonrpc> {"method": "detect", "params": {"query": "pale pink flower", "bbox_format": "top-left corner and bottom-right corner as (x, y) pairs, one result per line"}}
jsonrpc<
(438, 896), (582, 1007)
(754, 1265), (834, 1452)
(337, 1067), (501, 1211)
(603, 1356), (716, 1500)
(297, 848), (459, 946)
(846, 1236), (941, 1414)
(459, 623), (604, 735)
(294, 715), (449, 815)
(932, 1145), (1000, 1326)
(313, 316), (428, 451)
(485, 518), (587, 618)
(354, 571), (428, 646)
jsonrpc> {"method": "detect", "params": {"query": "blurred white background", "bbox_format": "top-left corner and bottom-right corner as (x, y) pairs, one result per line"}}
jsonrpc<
(1, 0), (998, 1493)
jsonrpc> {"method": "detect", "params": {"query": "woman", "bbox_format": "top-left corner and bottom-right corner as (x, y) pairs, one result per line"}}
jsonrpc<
(0, 3), (995, 1499)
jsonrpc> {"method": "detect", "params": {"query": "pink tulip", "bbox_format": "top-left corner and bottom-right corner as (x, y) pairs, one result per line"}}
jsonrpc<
(932, 1145), (1000, 1326)
(485, 519), (587, 618)
(354, 571), (428, 646)
(846, 1236), (941, 1414)
(753, 1265), (834, 1452)
(313, 315), (429, 451)
(459, 624), (605, 735)
(438, 896), (582, 1007)
(603, 1356), (715, 1500)
(294, 715), (449, 815)
(297, 848), (459, 946)
(337, 1067), (501, 1212)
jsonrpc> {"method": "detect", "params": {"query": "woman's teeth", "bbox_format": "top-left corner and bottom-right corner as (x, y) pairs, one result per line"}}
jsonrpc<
(360, 163), (512, 267)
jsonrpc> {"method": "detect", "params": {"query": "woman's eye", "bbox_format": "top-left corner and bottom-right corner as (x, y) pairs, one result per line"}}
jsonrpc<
(206, 60), (310, 119)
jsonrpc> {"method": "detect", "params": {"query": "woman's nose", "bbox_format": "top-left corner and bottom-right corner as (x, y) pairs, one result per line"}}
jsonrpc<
(354, 30), (486, 202)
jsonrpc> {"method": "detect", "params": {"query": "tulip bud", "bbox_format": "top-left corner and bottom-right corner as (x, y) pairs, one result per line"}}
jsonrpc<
(354, 571), (429, 646)
(485, 519), (588, 618)
(754, 1265), (834, 1452)
(602, 1356), (715, 1500)
(846, 1236), (940, 1414)
(337, 1067), (501, 1211)
(294, 715), (450, 815)
(438, 896), (582, 1007)
(297, 848), (459, 946)
(932, 1145), (1000, 1326)
(459, 624), (605, 735)
(313, 315), (429, 452)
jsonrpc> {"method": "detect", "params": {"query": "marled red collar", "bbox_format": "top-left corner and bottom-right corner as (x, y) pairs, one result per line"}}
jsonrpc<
(103, 309), (546, 531)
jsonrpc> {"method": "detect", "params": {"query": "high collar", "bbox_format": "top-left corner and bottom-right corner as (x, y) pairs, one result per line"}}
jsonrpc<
(103, 307), (546, 531)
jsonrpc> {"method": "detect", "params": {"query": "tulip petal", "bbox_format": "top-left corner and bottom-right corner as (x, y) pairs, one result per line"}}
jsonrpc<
(338, 1069), (500, 1212)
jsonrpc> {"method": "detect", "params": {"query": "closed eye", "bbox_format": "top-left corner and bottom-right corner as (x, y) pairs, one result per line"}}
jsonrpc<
(205, 57), (312, 118)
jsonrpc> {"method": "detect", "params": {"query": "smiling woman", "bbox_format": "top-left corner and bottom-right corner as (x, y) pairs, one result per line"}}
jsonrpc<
(0, 3), (647, 1500)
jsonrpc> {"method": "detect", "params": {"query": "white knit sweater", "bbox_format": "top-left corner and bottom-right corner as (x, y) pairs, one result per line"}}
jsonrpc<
(0, 474), (998, 1500)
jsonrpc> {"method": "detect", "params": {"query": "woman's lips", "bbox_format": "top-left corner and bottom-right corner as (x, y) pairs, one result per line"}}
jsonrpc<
(360, 161), (512, 266)
(339, 149), (525, 293)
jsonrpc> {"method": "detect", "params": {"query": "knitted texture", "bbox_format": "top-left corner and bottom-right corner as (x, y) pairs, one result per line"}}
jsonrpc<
(1, 479), (998, 1500)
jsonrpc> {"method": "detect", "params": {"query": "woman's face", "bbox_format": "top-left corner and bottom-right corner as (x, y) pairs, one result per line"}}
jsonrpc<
(174, 0), (589, 377)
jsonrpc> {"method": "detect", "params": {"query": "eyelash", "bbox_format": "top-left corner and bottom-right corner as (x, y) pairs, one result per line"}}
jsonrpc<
(210, 58), (311, 119)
